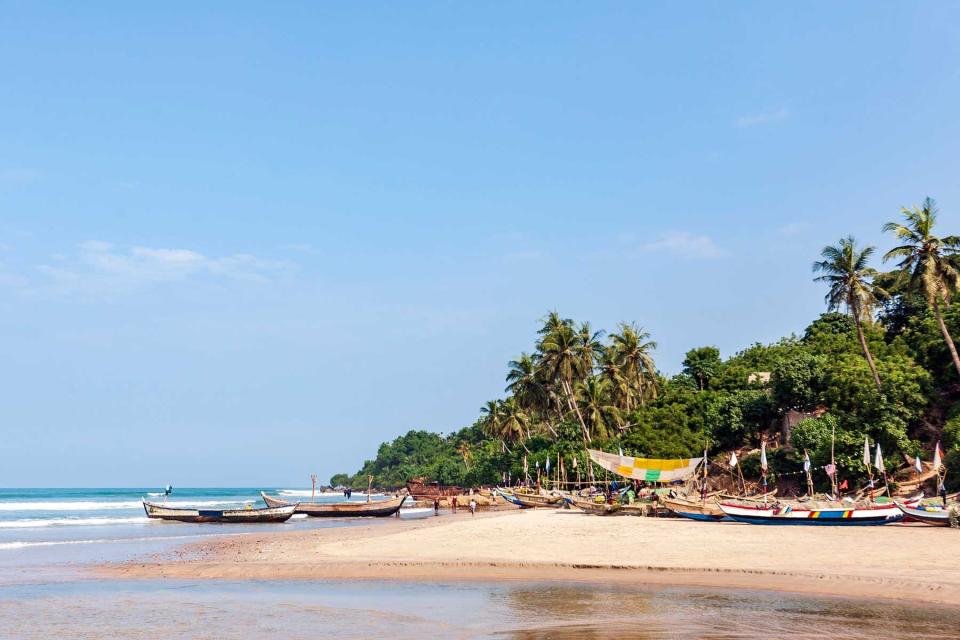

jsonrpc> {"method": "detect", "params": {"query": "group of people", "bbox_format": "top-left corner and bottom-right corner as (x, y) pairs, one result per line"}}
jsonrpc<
(432, 495), (478, 516)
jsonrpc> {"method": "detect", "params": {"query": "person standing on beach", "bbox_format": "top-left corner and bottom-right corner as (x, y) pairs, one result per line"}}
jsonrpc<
(451, 495), (458, 513)
(469, 498), (477, 516)
(433, 498), (439, 516)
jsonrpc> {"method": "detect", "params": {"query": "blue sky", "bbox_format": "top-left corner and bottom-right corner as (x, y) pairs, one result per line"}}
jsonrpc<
(2, 3), (959, 486)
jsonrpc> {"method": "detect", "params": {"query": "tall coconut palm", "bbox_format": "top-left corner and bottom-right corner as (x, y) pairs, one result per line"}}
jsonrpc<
(575, 322), (604, 382)
(480, 400), (508, 452)
(608, 323), (658, 407)
(538, 320), (592, 443)
(812, 236), (884, 388)
(883, 198), (960, 377)
(576, 376), (619, 440)
(456, 441), (472, 470)
(598, 350), (632, 412)
(499, 397), (530, 451)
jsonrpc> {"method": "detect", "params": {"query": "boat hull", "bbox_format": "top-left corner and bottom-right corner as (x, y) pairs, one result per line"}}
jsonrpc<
(566, 496), (621, 515)
(662, 497), (725, 522)
(260, 492), (405, 517)
(896, 503), (950, 526)
(718, 502), (903, 526)
(142, 501), (295, 523)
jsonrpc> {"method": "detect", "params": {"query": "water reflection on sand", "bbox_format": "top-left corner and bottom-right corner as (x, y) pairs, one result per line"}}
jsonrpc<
(0, 579), (954, 639)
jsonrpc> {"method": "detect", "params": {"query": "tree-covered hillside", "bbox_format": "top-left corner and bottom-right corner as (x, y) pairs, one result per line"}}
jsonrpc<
(335, 198), (960, 493)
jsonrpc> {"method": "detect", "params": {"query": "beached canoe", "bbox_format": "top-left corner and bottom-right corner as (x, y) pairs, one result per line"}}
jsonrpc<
(662, 496), (725, 522)
(260, 492), (405, 517)
(511, 492), (565, 509)
(495, 488), (528, 508)
(895, 502), (951, 526)
(566, 496), (622, 515)
(142, 500), (296, 523)
(718, 502), (903, 526)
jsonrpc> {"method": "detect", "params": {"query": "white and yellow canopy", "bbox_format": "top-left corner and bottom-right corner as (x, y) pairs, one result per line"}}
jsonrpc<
(588, 449), (702, 483)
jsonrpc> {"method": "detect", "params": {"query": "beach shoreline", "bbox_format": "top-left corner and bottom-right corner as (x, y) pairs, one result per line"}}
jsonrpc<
(97, 509), (960, 607)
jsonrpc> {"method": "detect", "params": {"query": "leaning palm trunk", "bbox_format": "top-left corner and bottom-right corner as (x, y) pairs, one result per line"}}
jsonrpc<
(933, 298), (960, 377)
(853, 314), (881, 389)
(561, 379), (592, 443)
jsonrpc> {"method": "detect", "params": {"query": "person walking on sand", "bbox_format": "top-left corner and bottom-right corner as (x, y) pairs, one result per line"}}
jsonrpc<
(469, 498), (477, 516)
(451, 495), (458, 513)
(433, 498), (440, 516)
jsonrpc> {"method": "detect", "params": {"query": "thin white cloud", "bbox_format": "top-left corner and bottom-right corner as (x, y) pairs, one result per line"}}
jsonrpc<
(28, 241), (289, 295)
(736, 107), (789, 128)
(640, 231), (726, 259)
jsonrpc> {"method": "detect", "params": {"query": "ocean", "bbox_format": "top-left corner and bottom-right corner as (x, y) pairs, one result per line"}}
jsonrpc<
(0, 488), (955, 639)
(0, 487), (399, 569)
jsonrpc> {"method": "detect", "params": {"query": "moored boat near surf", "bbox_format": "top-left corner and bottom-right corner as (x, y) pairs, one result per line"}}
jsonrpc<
(142, 500), (296, 523)
(718, 501), (903, 526)
(895, 502), (951, 526)
(510, 491), (564, 509)
(260, 492), (405, 517)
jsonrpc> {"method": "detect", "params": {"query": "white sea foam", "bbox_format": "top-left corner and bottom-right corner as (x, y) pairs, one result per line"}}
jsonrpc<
(0, 499), (252, 512)
(0, 532), (224, 551)
(0, 517), (149, 529)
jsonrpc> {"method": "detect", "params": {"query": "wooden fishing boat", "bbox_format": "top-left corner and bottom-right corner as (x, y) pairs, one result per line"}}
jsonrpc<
(142, 500), (295, 523)
(662, 496), (725, 522)
(260, 492), (405, 517)
(566, 495), (621, 515)
(496, 488), (528, 508)
(718, 501), (903, 526)
(895, 502), (951, 526)
(502, 490), (564, 509)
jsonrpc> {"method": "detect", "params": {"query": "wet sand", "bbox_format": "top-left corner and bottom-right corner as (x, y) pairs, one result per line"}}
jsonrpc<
(100, 509), (960, 606)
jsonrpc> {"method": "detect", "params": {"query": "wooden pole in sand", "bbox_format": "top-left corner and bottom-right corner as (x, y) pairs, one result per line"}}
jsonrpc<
(366, 475), (373, 504)
(311, 474), (317, 502)
(830, 422), (838, 498)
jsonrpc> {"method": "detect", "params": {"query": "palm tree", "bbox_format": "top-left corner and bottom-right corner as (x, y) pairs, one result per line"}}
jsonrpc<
(608, 323), (658, 407)
(575, 322), (604, 382)
(479, 400), (508, 452)
(499, 397), (530, 452)
(576, 376), (619, 440)
(812, 236), (884, 388)
(598, 349), (631, 412)
(538, 319), (592, 443)
(883, 198), (960, 377)
(456, 441), (472, 469)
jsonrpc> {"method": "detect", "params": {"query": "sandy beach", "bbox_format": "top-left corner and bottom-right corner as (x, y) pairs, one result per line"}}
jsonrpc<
(101, 509), (960, 606)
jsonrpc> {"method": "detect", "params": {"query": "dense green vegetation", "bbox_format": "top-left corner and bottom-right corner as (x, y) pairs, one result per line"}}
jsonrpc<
(335, 198), (960, 492)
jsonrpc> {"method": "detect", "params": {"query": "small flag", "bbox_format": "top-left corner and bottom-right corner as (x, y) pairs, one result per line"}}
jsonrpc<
(572, 456), (578, 469)
(803, 451), (811, 473)
(863, 436), (870, 467)
(874, 444), (884, 472)
(729, 452), (738, 468)
(915, 455), (922, 474)
(760, 441), (768, 473)
(618, 445), (624, 456)
(824, 463), (836, 477)
(933, 441), (943, 471)
(545, 458), (551, 474)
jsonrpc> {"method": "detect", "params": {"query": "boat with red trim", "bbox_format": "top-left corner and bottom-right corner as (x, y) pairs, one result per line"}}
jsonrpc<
(717, 501), (903, 525)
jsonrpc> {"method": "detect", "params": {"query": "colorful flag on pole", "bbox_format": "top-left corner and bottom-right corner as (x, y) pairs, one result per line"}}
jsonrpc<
(915, 454), (922, 474)
(824, 463), (836, 477)
(729, 452), (738, 468)
(803, 451), (811, 473)
(863, 436), (870, 467)
(933, 441), (943, 471)
(873, 444), (883, 472)
(545, 458), (551, 474)
(760, 441), (768, 473)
